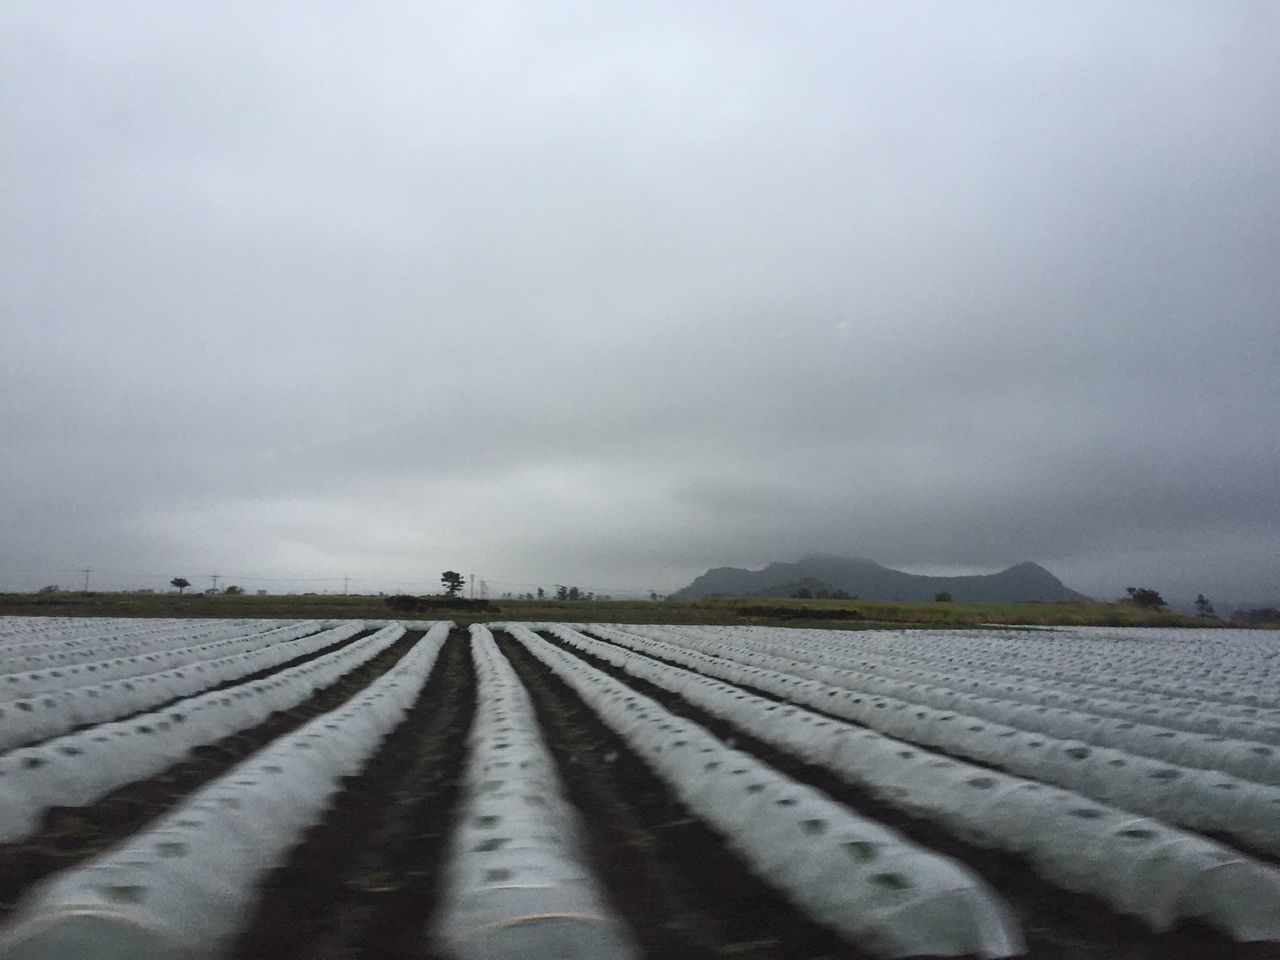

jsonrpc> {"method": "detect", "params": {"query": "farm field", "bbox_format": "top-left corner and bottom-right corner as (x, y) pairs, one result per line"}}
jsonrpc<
(0, 590), (1218, 629)
(1, 618), (1279, 959)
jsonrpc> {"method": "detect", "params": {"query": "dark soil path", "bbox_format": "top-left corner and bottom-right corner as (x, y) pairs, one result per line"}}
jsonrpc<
(567, 627), (1276, 960)
(17, 622), (367, 752)
(230, 627), (477, 960)
(496, 628), (872, 960)
(0, 628), (418, 921)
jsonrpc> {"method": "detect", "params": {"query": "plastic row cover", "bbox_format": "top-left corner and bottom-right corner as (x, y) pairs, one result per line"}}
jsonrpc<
(615, 625), (1280, 786)
(547, 623), (1280, 941)
(634, 624), (1280, 747)
(0, 623), (366, 752)
(744, 624), (1280, 744)
(433, 625), (638, 960)
(728, 623), (1274, 684)
(662, 624), (1249, 718)
(1, 620), (326, 698)
(616, 624), (1280, 773)
(0, 618), (248, 659)
(749, 621), (1280, 722)
(0, 622), (450, 960)
(700, 624), (1280, 712)
(0, 620), (312, 675)
(0, 624), (408, 844)
(588, 624), (1280, 859)
(501, 624), (1023, 959)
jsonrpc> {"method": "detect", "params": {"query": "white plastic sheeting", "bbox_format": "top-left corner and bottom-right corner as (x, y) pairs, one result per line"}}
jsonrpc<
(499, 623), (1023, 959)
(541, 623), (1280, 941)
(0, 624), (413, 844)
(670, 624), (1280, 718)
(587, 624), (1280, 857)
(0, 620), (319, 675)
(0, 622), (450, 960)
(0, 622), (327, 698)
(0, 623), (366, 751)
(432, 625), (638, 960)
(627, 624), (1280, 748)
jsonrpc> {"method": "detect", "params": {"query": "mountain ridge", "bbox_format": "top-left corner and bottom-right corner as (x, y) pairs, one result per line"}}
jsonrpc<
(670, 555), (1088, 603)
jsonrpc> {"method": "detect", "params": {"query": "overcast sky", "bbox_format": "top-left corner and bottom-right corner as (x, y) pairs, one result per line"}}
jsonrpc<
(2, 2), (1278, 603)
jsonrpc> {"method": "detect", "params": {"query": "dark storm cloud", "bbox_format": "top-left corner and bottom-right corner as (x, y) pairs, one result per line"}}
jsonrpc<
(2, 1), (1277, 602)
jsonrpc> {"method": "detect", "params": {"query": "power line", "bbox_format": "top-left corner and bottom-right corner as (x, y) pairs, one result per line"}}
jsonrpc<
(2, 565), (672, 597)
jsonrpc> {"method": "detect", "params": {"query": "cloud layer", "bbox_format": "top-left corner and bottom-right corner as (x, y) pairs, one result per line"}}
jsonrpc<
(3, 2), (1278, 602)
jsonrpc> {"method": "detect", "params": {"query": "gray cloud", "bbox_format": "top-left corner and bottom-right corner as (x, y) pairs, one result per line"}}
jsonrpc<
(3, 2), (1278, 603)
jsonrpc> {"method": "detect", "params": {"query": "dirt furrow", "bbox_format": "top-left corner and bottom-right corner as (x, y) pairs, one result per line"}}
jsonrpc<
(230, 627), (477, 960)
(568, 628), (1266, 960)
(0, 629), (422, 920)
(496, 628), (870, 960)
(17, 624), (373, 752)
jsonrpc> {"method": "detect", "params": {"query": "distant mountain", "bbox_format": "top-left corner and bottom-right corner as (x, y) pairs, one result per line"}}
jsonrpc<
(670, 555), (1088, 603)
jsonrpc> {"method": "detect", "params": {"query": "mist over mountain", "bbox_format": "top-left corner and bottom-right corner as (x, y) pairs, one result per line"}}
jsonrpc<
(670, 556), (1087, 603)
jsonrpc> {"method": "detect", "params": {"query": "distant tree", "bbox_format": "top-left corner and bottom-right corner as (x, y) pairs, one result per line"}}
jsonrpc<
(1125, 586), (1167, 609)
(224, 585), (244, 595)
(385, 594), (421, 613)
(1195, 594), (1216, 617)
(934, 591), (953, 602)
(649, 591), (659, 601)
(37, 584), (60, 594)
(171, 577), (190, 594)
(536, 587), (545, 600)
(567, 586), (581, 601)
(791, 587), (814, 599)
(441, 571), (464, 597)
(555, 585), (568, 601)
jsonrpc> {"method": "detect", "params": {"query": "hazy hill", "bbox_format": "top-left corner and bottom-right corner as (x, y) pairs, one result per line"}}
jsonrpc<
(671, 555), (1088, 603)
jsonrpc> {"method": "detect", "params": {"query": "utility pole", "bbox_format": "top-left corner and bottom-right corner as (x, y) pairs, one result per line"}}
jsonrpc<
(469, 573), (475, 599)
(211, 573), (220, 593)
(480, 579), (488, 600)
(343, 575), (350, 595)
(81, 568), (91, 592)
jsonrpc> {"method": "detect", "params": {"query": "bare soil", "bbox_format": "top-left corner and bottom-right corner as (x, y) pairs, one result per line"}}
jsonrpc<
(4, 623), (1278, 960)
(0, 628), (416, 920)
(562, 627), (1278, 960)
(497, 629), (873, 960)
(230, 627), (478, 960)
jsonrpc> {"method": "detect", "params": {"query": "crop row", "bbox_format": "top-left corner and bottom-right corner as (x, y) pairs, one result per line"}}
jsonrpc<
(677, 625), (1280, 737)
(594, 625), (1280, 842)
(3, 619), (1279, 960)
(0, 620), (318, 673)
(709, 625), (1280, 709)
(0, 625), (404, 843)
(0, 622), (363, 751)
(542, 622), (1280, 939)
(0, 623), (449, 959)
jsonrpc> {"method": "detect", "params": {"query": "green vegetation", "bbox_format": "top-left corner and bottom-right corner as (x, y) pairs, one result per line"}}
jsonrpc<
(701, 593), (1208, 632)
(1124, 586), (1167, 609)
(0, 590), (1225, 629)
